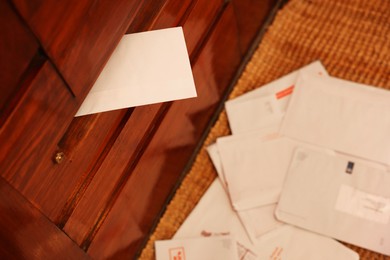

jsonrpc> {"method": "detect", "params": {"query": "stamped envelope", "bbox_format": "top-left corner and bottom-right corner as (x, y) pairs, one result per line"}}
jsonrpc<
(155, 236), (239, 260)
(173, 180), (358, 260)
(276, 147), (390, 255)
(174, 179), (258, 260)
(225, 60), (328, 134)
(281, 72), (390, 165)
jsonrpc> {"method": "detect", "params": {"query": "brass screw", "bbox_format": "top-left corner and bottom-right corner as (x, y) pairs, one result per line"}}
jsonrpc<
(54, 152), (65, 164)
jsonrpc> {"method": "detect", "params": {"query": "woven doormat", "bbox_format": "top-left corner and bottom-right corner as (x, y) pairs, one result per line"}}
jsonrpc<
(139, 0), (390, 259)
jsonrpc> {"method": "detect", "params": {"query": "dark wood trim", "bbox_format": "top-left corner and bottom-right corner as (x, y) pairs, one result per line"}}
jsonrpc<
(0, 176), (89, 259)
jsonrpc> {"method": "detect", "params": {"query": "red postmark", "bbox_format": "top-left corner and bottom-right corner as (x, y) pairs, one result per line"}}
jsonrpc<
(169, 247), (186, 260)
(276, 85), (294, 99)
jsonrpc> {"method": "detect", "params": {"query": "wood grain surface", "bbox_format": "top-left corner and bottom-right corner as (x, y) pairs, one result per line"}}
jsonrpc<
(1, 0), (276, 258)
(0, 176), (89, 259)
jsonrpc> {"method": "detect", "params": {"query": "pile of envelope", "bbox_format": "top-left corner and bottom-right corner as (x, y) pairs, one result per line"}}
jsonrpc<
(155, 61), (390, 260)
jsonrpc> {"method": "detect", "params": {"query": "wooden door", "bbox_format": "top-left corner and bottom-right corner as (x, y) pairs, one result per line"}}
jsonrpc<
(1, 0), (278, 258)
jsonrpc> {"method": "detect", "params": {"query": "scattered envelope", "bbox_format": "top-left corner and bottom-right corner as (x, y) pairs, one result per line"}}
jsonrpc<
(276, 147), (390, 255)
(206, 144), (227, 188)
(171, 60), (387, 258)
(217, 135), (331, 210)
(237, 204), (284, 244)
(155, 236), (239, 260)
(281, 72), (390, 165)
(207, 143), (284, 244)
(174, 179), (247, 240)
(75, 27), (197, 116)
(207, 126), (279, 192)
(217, 135), (284, 210)
(174, 179), (358, 260)
(174, 179), (258, 260)
(255, 225), (359, 260)
(225, 60), (328, 134)
(226, 94), (284, 135)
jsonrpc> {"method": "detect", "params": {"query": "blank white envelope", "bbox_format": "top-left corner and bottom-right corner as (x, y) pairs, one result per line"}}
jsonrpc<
(217, 135), (287, 210)
(281, 72), (390, 165)
(207, 126), (279, 193)
(76, 27), (197, 116)
(225, 60), (328, 134)
(276, 147), (390, 256)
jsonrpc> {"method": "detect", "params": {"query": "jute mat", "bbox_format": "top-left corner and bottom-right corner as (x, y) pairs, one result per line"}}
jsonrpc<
(139, 0), (390, 258)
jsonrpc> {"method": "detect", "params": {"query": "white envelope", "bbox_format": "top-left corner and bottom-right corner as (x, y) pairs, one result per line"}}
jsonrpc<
(217, 135), (285, 210)
(254, 225), (359, 260)
(174, 180), (358, 260)
(206, 144), (283, 244)
(206, 144), (226, 188)
(217, 135), (328, 210)
(276, 147), (390, 255)
(155, 236), (239, 260)
(281, 72), (390, 165)
(226, 94), (284, 135)
(225, 60), (328, 134)
(174, 179), (258, 260)
(206, 126), (279, 192)
(237, 204), (283, 244)
(76, 27), (197, 116)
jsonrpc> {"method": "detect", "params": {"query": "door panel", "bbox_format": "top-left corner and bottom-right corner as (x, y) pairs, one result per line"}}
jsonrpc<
(0, 176), (89, 259)
(87, 4), (243, 258)
(0, 61), (78, 204)
(11, 0), (144, 99)
(0, 0), (40, 121)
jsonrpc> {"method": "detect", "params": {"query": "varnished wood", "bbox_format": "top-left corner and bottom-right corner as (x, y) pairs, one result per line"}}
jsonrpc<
(0, 176), (89, 259)
(63, 0), (228, 251)
(0, 0), (278, 258)
(0, 61), (77, 190)
(64, 103), (168, 247)
(0, 0), (39, 117)
(126, 0), (169, 33)
(10, 109), (130, 224)
(47, 0), (201, 230)
(54, 110), (131, 226)
(149, 0), (193, 31)
(87, 4), (243, 258)
(11, 0), (144, 99)
(232, 0), (278, 52)
(182, 0), (225, 58)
